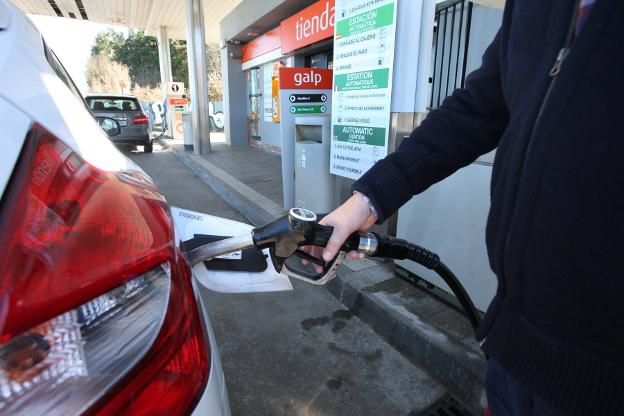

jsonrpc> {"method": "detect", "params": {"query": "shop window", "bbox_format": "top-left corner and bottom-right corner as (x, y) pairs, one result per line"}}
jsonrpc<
(305, 51), (333, 69)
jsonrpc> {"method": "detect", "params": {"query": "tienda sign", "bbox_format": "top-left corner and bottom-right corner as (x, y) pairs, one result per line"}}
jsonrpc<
(281, 0), (335, 54)
(279, 67), (333, 90)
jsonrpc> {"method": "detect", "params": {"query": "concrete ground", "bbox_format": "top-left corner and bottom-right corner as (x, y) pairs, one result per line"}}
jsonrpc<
(125, 145), (447, 416)
(171, 142), (487, 414)
(203, 142), (284, 206)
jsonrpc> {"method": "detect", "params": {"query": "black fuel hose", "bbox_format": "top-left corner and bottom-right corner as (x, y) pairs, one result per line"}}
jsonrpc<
(309, 225), (482, 331)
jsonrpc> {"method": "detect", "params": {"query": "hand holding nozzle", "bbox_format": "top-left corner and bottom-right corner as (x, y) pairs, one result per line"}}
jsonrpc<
(184, 206), (375, 276)
(314, 193), (378, 262)
(182, 205), (482, 330)
(252, 207), (363, 275)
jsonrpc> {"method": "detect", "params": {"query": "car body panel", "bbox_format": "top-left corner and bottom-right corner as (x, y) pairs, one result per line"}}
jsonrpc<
(171, 207), (293, 294)
(0, 5), (133, 175)
(191, 280), (231, 416)
(0, 1), (230, 414)
(0, 1), (10, 28)
(0, 97), (30, 197)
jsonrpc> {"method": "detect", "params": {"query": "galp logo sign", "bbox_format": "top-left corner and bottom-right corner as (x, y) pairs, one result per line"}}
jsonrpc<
(279, 67), (333, 90)
(295, 71), (322, 87)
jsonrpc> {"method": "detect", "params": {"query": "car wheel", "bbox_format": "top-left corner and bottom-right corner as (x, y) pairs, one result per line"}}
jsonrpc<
(213, 112), (225, 131)
(144, 142), (153, 153)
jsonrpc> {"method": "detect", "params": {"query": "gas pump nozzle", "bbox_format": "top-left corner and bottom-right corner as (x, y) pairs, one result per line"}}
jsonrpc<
(251, 208), (321, 272)
(183, 207), (483, 330)
(185, 208), (356, 274)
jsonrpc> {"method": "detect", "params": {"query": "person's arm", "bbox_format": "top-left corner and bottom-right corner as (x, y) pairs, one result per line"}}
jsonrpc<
(354, 30), (509, 222)
(321, 30), (509, 262)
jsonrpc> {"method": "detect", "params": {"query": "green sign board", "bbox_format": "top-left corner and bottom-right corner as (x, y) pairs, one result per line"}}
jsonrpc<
(289, 105), (327, 114)
(330, 0), (398, 180)
(334, 69), (390, 91)
(333, 125), (386, 146)
(336, 3), (395, 38)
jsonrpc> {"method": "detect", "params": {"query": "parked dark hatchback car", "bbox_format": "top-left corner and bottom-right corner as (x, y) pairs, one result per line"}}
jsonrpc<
(86, 94), (154, 152)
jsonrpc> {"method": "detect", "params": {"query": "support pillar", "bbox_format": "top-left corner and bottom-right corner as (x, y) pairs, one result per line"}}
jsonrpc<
(185, 0), (211, 154)
(220, 42), (247, 146)
(156, 26), (173, 97)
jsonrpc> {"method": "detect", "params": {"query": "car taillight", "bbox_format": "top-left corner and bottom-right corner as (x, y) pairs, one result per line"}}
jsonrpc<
(132, 116), (149, 125)
(0, 125), (209, 415)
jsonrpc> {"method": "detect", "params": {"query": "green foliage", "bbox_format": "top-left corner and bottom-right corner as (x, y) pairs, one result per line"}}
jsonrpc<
(205, 43), (223, 101)
(91, 29), (124, 59)
(114, 30), (160, 87)
(170, 39), (189, 89)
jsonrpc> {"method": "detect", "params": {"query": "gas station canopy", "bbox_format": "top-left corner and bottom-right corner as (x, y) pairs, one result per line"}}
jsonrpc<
(11, 0), (242, 41)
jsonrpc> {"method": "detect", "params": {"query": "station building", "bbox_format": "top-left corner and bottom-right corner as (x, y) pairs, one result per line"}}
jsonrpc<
(218, 0), (505, 310)
(219, 0), (503, 157)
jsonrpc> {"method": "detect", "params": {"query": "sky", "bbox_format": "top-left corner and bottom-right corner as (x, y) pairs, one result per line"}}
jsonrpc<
(29, 14), (127, 94)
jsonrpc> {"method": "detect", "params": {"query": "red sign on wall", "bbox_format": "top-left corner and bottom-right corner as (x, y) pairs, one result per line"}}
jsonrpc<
(241, 26), (282, 63)
(280, 0), (335, 54)
(240, 0), (336, 63)
(279, 67), (333, 90)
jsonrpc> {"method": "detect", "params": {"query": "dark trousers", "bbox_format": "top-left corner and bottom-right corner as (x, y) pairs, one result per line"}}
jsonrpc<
(486, 360), (563, 416)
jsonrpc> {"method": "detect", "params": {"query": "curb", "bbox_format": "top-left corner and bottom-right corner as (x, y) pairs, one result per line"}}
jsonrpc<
(327, 269), (486, 414)
(172, 144), (485, 414)
(172, 145), (284, 226)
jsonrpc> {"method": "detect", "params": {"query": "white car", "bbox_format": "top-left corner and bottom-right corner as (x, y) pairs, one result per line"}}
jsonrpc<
(0, 2), (289, 414)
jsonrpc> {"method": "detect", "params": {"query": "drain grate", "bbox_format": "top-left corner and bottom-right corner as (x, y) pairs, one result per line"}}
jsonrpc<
(418, 395), (474, 416)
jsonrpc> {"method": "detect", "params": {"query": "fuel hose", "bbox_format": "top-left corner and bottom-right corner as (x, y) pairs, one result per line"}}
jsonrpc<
(308, 224), (483, 331)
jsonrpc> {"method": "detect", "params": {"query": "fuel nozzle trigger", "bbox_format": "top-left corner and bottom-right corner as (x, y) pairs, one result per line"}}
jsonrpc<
(250, 208), (362, 285)
(252, 208), (320, 273)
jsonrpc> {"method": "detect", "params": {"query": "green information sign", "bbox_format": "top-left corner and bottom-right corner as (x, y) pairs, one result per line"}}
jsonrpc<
(334, 68), (390, 91)
(333, 125), (386, 146)
(289, 105), (327, 114)
(336, 3), (395, 38)
(330, 0), (397, 180)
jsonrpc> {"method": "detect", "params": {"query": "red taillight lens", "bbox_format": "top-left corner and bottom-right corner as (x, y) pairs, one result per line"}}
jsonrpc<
(0, 265), (173, 415)
(90, 261), (209, 416)
(132, 115), (149, 125)
(0, 125), (172, 337)
(0, 125), (209, 415)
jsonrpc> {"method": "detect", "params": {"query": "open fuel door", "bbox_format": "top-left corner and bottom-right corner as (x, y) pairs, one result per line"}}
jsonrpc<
(171, 207), (292, 293)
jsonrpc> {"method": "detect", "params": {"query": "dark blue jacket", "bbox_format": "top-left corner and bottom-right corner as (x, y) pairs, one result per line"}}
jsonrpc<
(353, 0), (624, 414)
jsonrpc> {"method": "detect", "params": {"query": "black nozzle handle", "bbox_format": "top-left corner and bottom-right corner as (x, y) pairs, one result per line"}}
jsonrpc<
(303, 226), (441, 269)
(304, 223), (361, 252)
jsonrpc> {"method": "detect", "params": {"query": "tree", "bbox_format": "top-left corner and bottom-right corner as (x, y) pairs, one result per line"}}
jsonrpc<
(89, 29), (224, 101)
(114, 30), (160, 87)
(170, 39), (189, 89)
(91, 29), (124, 59)
(86, 53), (131, 94)
(205, 43), (223, 102)
(170, 41), (223, 101)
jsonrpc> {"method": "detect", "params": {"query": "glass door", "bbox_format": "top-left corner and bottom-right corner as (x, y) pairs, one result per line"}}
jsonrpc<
(247, 68), (261, 141)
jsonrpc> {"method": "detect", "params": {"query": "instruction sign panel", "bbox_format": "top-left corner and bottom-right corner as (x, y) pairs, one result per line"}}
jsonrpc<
(330, 0), (398, 179)
(279, 67), (333, 209)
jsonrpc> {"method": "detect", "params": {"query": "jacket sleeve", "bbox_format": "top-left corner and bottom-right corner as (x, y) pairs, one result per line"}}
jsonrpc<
(352, 30), (509, 223)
